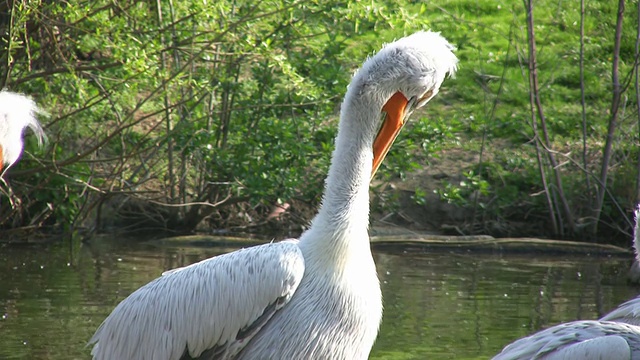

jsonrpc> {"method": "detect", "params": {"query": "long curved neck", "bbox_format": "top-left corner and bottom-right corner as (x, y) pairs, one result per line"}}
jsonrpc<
(318, 100), (377, 230)
(300, 87), (391, 264)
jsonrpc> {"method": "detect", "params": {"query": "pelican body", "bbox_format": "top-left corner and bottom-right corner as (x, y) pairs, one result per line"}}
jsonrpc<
(0, 91), (45, 177)
(89, 32), (458, 360)
(493, 207), (640, 360)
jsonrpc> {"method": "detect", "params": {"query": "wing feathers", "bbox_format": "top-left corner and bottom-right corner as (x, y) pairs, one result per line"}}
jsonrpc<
(492, 321), (640, 360)
(90, 240), (305, 360)
(601, 297), (640, 326)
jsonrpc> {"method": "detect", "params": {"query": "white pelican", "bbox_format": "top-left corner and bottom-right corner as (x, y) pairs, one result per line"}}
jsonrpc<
(0, 91), (46, 178)
(493, 206), (640, 360)
(599, 208), (640, 327)
(89, 31), (458, 360)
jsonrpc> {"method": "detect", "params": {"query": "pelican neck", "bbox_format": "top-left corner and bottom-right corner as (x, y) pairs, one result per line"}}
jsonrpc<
(307, 94), (386, 241)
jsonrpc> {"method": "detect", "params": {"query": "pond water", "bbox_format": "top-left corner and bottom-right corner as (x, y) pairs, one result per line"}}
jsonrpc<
(0, 236), (636, 360)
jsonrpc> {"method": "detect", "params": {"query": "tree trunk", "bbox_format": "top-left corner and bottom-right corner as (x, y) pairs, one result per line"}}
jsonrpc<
(593, 0), (625, 236)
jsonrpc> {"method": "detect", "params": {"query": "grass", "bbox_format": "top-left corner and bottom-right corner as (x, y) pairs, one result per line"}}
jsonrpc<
(356, 0), (640, 242)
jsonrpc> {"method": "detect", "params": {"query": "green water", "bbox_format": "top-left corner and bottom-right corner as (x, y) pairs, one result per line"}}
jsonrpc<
(0, 238), (636, 359)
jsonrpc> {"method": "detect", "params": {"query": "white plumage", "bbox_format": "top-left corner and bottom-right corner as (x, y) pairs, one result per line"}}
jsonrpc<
(493, 206), (640, 360)
(93, 241), (304, 359)
(89, 31), (458, 360)
(493, 321), (640, 360)
(0, 90), (46, 177)
(600, 298), (640, 327)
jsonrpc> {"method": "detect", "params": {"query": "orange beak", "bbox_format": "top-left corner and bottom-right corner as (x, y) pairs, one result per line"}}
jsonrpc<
(0, 146), (3, 174)
(371, 92), (410, 179)
(371, 90), (435, 179)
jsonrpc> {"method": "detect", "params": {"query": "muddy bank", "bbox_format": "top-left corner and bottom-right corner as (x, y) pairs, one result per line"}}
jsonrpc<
(147, 229), (632, 258)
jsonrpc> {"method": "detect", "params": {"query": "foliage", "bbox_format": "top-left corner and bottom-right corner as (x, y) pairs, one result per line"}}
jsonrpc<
(434, 170), (490, 206)
(1, 0), (639, 242)
(0, 0), (442, 233)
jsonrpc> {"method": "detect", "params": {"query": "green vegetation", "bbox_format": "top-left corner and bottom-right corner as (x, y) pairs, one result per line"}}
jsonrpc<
(1, 0), (639, 243)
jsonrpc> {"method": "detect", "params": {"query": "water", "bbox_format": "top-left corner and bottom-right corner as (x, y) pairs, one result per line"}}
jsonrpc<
(0, 237), (636, 359)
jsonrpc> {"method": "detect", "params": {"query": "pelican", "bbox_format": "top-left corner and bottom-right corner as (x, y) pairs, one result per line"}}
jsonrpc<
(493, 206), (640, 360)
(599, 210), (640, 327)
(0, 90), (46, 178)
(89, 31), (458, 360)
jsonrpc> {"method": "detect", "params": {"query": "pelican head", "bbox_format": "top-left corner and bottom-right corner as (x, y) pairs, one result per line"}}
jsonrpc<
(342, 31), (458, 178)
(0, 91), (46, 175)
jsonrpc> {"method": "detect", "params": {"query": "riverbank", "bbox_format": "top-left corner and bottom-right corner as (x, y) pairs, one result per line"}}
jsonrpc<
(144, 230), (632, 258)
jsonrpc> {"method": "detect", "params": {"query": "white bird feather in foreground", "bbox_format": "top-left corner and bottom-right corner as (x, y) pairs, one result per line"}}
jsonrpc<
(0, 91), (46, 177)
(89, 31), (458, 360)
(493, 206), (640, 360)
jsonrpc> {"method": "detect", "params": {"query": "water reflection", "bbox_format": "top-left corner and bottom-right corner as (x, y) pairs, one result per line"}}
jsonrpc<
(372, 251), (636, 359)
(0, 239), (636, 359)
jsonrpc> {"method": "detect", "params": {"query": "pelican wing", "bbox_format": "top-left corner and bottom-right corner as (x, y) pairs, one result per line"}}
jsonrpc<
(601, 297), (640, 326)
(492, 320), (640, 360)
(90, 240), (305, 360)
(534, 335), (631, 359)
